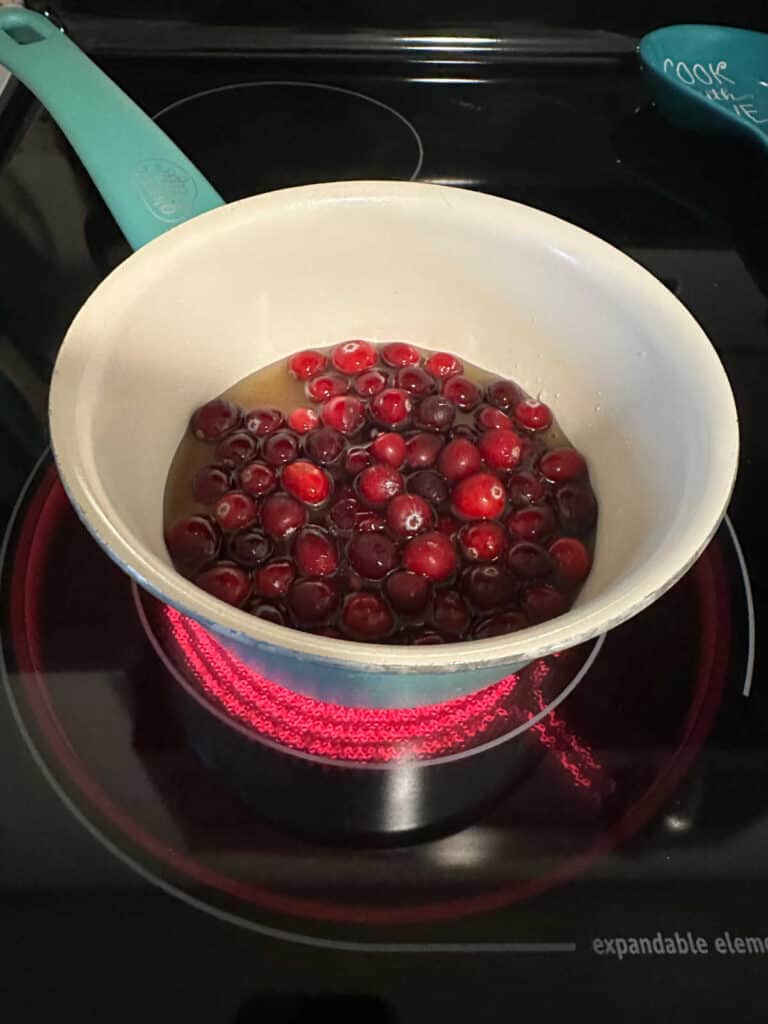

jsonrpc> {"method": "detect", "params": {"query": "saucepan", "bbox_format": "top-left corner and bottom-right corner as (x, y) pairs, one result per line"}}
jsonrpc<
(0, 9), (739, 709)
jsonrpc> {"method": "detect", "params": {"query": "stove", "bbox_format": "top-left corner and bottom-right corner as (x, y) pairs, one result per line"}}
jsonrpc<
(1, 5), (767, 1021)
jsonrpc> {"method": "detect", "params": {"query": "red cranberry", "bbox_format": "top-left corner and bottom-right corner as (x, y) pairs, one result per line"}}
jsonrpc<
(289, 578), (339, 625)
(478, 428), (523, 470)
(371, 432), (407, 468)
(424, 351), (463, 380)
(288, 407), (319, 434)
(190, 399), (241, 442)
(192, 465), (232, 505)
(321, 394), (366, 435)
(305, 426), (345, 465)
(405, 432), (444, 469)
(461, 564), (516, 610)
(332, 339), (378, 374)
(213, 491), (259, 531)
(452, 472), (506, 520)
(255, 559), (295, 598)
(515, 398), (552, 431)
(540, 447), (587, 482)
(238, 460), (277, 498)
(354, 368), (389, 397)
(442, 375), (481, 411)
(459, 521), (507, 562)
(289, 349), (327, 380)
(306, 372), (349, 402)
(506, 471), (546, 507)
(166, 516), (220, 574)
(411, 631), (447, 645)
(196, 562), (251, 606)
(244, 407), (285, 436)
(486, 379), (521, 411)
(227, 528), (272, 568)
(386, 493), (434, 538)
(354, 510), (388, 533)
(381, 342), (419, 367)
(260, 492), (308, 539)
(415, 394), (455, 432)
(507, 504), (557, 542)
(432, 589), (470, 635)
(347, 532), (398, 580)
(437, 514), (460, 539)
(263, 430), (300, 467)
(523, 584), (568, 623)
(250, 602), (287, 626)
(474, 611), (528, 638)
(357, 464), (404, 507)
(385, 571), (431, 614)
(507, 541), (552, 578)
(402, 531), (457, 582)
(342, 592), (393, 639)
(281, 460), (332, 506)
(371, 387), (413, 428)
(395, 365), (435, 396)
(549, 537), (592, 584)
(438, 438), (482, 482)
(345, 446), (372, 476)
(408, 470), (450, 509)
(474, 405), (511, 431)
(556, 484), (597, 536)
(329, 496), (362, 533)
(214, 430), (258, 468)
(295, 528), (339, 577)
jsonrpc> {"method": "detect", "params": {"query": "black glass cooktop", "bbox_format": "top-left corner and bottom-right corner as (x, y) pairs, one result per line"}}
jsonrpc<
(1, 23), (767, 1024)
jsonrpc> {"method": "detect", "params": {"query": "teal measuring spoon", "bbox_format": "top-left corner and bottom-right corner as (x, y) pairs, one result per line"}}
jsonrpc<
(0, 7), (223, 249)
(638, 24), (768, 153)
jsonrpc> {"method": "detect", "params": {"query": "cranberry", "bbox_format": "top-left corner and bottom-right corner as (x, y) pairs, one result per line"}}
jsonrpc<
(214, 430), (258, 468)
(357, 464), (404, 507)
(321, 394), (366, 435)
(486, 379), (521, 411)
(305, 426), (345, 465)
(549, 537), (592, 584)
(354, 510), (388, 533)
(452, 472), (506, 520)
(190, 399), (241, 442)
(540, 447), (587, 482)
(329, 496), (362, 533)
(289, 349), (327, 380)
(385, 571), (431, 614)
(213, 491), (259, 531)
(263, 430), (300, 467)
(405, 432), (444, 469)
(227, 527), (272, 568)
(556, 484), (597, 536)
(345, 446), (372, 476)
(295, 528), (339, 577)
(332, 339), (378, 374)
(288, 407), (319, 434)
(432, 590), (470, 635)
(438, 438), (482, 482)
(408, 470), (450, 509)
(238, 460), (277, 498)
(347, 532), (398, 580)
(306, 372), (349, 402)
(371, 432), (407, 468)
(354, 368), (389, 397)
(386, 493), (434, 538)
(196, 562), (251, 606)
(523, 584), (568, 623)
(166, 516), (220, 574)
(255, 559), (295, 599)
(461, 564), (516, 611)
(411, 631), (447, 645)
(424, 351), (463, 380)
(250, 602), (287, 626)
(506, 471), (546, 507)
(371, 387), (413, 428)
(281, 460), (332, 506)
(415, 394), (455, 432)
(342, 592), (393, 640)
(289, 578), (339, 625)
(402, 531), (457, 582)
(507, 505), (557, 542)
(260, 492), (307, 539)
(381, 341), (419, 367)
(478, 428), (523, 470)
(442, 375), (481, 411)
(473, 611), (528, 638)
(459, 521), (507, 562)
(475, 405), (512, 431)
(507, 541), (552, 578)
(244, 407), (285, 436)
(395, 365), (435, 396)
(437, 514), (460, 539)
(192, 465), (232, 505)
(515, 398), (552, 431)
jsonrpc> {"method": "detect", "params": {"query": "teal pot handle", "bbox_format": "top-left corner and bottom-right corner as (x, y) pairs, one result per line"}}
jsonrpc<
(0, 8), (224, 249)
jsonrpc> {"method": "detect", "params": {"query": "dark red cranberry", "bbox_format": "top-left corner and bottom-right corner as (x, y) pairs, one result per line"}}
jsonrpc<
(354, 368), (390, 397)
(474, 611), (528, 638)
(249, 602), (287, 625)
(437, 514), (460, 539)
(461, 564), (516, 611)
(515, 398), (552, 431)
(475, 404), (512, 431)
(523, 584), (568, 623)
(354, 510), (388, 533)
(192, 465), (232, 505)
(402, 531), (457, 582)
(424, 351), (463, 380)
(371, 387), (413, 428)
(452, 472), (506, 520)
(288, 407), (319, 434)
(408, 470), (450, 509)
(556, 484), (597, 536)
(214, 430), (258, 468)
(459, 521), (507, 562)
(289, 578), (339, 625)
(405, 432), (444, 469)
(306, 372), (349, 402)
(213, 491), (259, 531)
(329, 496), (362, 533)
(415, 394), (455, 432)
(540, 447), (587, 482)
(508, 505), (556, 543)
(347, 532), (398, 580)
(244, 407), (284, 436)
(507, 541), (552, 578)
(342, 592), (393, 639)
(345, 446), (372, 476)
(549, 537), (592, 584)
(238, 460), (277, 498)
(321, 394), (366, 435)
(166, 516), (220, 574)
(381, 341), (419, 367)
(371, 432), (407, 468)
(432, 589), (470, 635)
(442, 375), (481, 411)
(295, 528), (339, 577)
(506, 471), (546, 507)
(260, 492), (308, 539)
(395, 365), (435, 396)
(332, 339), (378, 374)
(263, 430), (300, 467)
(486, 379), (521, 411)
(411, 631), (447, 645)
(227, 528), (272, 568)
(357, 464), (404, 507)
(478, 428), (523, 470)
(386, 493), (434, 538)
(438, 438), (481, 482)
(385, 571), (431, 614)
(281, 460), (332, 506)
(305, 426), (345, 465)
(255, 559), (295, 599)
(195, 562), (251, 606)
(289, 349), (327, 380)
(190, 399), (241, 442)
